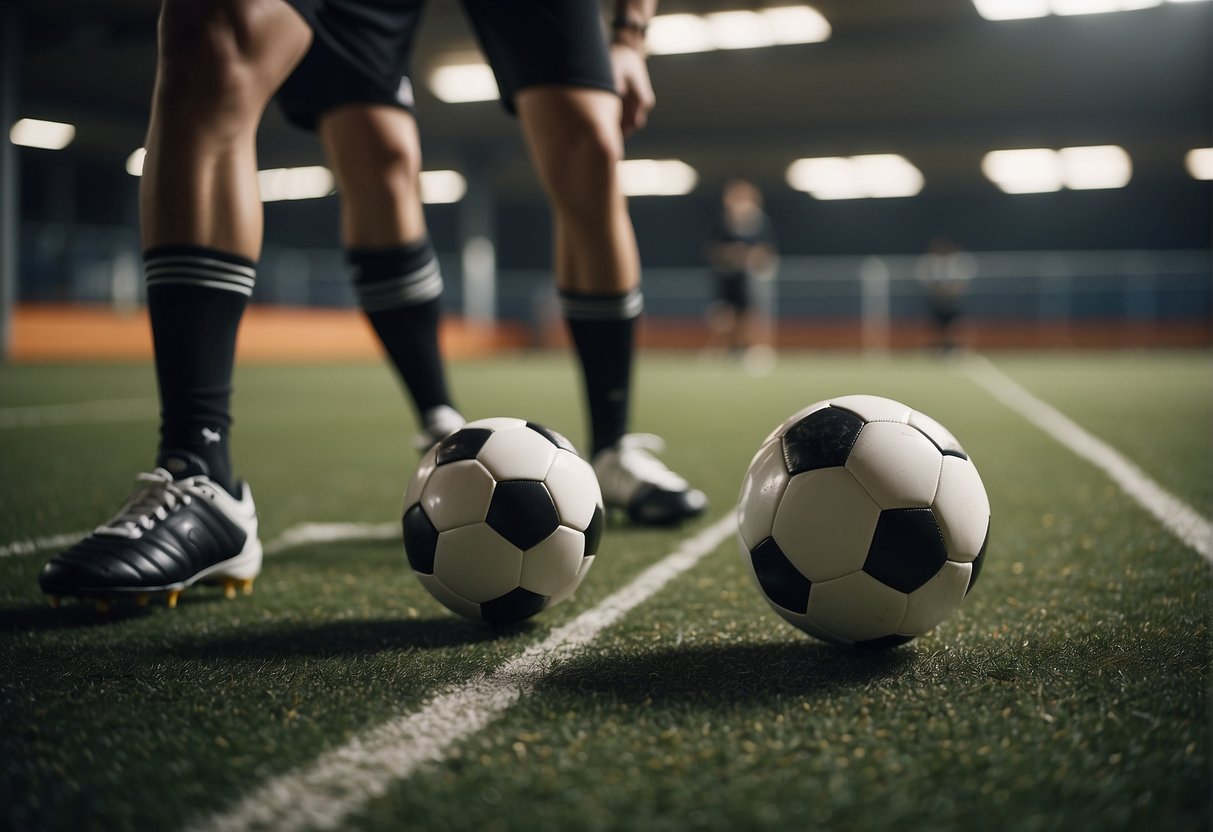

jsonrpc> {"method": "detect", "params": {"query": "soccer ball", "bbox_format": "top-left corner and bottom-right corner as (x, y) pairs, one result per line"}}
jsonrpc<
(737, 395), (990, 647)
(402, 417), (604, 624)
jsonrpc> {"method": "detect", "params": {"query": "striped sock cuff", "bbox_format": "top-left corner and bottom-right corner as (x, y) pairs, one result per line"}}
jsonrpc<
(348, 242), (444, 312)
(559, 288), (644, 322)
(144, 245), (257, 297)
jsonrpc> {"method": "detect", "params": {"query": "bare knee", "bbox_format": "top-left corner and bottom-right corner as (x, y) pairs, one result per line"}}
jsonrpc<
(320, 106), (426, 245)
(323, 107), (422, 204)
(155, 0), (309, 137)
(531, 108), (624, 220)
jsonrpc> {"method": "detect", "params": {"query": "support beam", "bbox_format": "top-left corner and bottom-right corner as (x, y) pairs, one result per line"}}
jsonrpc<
(0, 5), (20, 361)
(458, 161), (496, 323)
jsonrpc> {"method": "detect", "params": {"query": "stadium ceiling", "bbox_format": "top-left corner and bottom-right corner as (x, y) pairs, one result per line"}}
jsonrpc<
(9, 0), (1210, 197)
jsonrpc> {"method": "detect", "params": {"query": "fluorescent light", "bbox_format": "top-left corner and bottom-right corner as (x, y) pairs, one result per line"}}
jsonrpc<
(428, 62), (499, 103)
(647, 14), (712, 55)
(786, 154), (924, 199)
(125, 147), (146, 176)
(706, 11), (771, 49)
(763, 6), (832, 43)
(131, 154), (457, 202)
(1058, 144), (1132, 189)
(258, 166), (335, 202)
(1185, 147), (1213, 180)
(854, 154), (925, 197)
(10, 118), (75, 150)
(974, 0), (1196, 17)
(788, 157), (864, 199)
(420, 169), (467, 204)
(647, 5), (829, 55)
(972, 0), (1050, 19)
(982, 145), (1132, 193)
(982, 149), (1064, 193)
(617, 159), (698, 196)
(1052, 0), (1160, 14)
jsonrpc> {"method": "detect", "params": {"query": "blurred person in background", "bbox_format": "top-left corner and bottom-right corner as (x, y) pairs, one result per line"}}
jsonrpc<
(915, 234), (977, 354)
(38, 0), (706, 611)
(704, 178), (778, 372)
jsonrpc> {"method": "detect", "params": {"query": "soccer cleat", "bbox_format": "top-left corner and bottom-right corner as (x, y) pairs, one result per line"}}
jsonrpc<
(411, 405), (466, 452)
(38, 459), (261, 607)
(593, 434), (708, 526)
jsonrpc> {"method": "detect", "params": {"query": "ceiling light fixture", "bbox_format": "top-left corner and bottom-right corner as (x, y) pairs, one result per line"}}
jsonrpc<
(10, 118), (76, 150)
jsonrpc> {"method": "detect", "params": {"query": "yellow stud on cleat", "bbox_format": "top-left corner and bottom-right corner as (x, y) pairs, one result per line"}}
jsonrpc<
(49, 596), (61, 609)
(135, 593), (150, 607)
(166, 590), (181, 609)
(222, 578), (238, 600)
(95, 599), (111, 613)
(239, 578), (255, 596)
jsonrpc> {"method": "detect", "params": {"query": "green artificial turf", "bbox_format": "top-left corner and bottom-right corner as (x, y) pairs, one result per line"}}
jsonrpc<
(1, 351), (1208, 832)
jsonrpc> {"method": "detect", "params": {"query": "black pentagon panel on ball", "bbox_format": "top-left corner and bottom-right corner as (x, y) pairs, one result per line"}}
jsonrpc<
(402, 505), (439, 574)
(966, 519), (990, 596)
(525, 422), (580, 456)
(582, 505), (605, 557)
(486, 480), (561, 550)
(782, 406), (866, 475)
(435, 428), (493, 466)
(854, 633), (916, 650)
(750, 537), (812, 613)
(481, 586), (548, 624)
(863, 508), (949, 593)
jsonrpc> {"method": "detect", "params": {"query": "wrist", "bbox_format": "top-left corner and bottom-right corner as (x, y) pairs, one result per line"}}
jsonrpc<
(611, 13), (648, 48)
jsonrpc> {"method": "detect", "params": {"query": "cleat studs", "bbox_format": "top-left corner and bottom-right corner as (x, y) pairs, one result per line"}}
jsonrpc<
(239, 578), (254, 596)
(135, 593), (150, 607)
(95, 599), (111, 613)
(49, 596), (61, 609)
(222, 578), (237, 600)
(166, 590), (181, 610)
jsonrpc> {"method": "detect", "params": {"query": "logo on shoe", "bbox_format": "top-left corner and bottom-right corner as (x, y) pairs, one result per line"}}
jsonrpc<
(164, 456), (188, 474)
(202, 428), (221, 445)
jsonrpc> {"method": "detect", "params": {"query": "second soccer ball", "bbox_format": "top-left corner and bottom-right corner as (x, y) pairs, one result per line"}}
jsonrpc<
(403, 418), (604, 624)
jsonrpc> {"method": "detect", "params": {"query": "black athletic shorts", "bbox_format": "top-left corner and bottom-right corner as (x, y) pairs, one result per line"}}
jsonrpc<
(278, 0), (615, 130)
(716, 273), (751, 313)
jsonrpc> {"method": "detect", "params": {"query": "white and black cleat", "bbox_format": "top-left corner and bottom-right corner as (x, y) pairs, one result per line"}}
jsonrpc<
(593, 434), (708, 526)
(411, 405), (466, 453)
(39, 451), (261, 609)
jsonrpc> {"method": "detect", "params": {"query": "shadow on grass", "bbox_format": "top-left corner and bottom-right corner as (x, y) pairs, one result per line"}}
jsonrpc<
(0, 601), (153, 631)
(0, 586), (242, 632)
(539, 639), (916, 704)
(166, 615), (529, 659)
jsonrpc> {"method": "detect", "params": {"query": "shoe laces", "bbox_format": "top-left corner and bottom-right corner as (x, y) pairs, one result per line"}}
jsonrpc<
(603, 434), (688, 491)
(95, 469), (194, 539)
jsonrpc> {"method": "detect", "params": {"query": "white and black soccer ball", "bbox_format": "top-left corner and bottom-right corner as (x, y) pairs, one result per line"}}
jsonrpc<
(402, 417), (604, 624)
(737, 395), (990, 648)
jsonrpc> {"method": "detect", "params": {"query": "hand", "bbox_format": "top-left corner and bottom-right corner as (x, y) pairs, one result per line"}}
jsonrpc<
(610, 40), (655, 137)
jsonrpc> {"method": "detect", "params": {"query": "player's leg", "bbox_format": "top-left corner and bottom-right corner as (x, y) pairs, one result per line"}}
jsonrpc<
(142, 0), (312, 490)
(38, 0), (312, 608)
(318, 104), (463, 448)
(517, 88), (638, 452)
(516, 87), (707, 525)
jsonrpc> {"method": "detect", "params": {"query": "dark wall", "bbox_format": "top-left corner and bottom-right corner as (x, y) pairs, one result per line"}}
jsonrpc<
(17, 149), (1212, 270)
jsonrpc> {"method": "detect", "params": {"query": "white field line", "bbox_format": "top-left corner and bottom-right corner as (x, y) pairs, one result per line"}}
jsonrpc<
(0, 398), (157, 429)
(964, 354), (1212, 563)
(1, 521), (399, 560)
(263, 522), (399, 554)
(187, 511), (738, 832)
(0, 530), (92, 559)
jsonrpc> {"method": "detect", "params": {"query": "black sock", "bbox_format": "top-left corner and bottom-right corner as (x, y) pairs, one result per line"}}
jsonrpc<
(349, 239), (454, 421)
(145, 245), (253, 493)
(560, 288), (643, 456)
